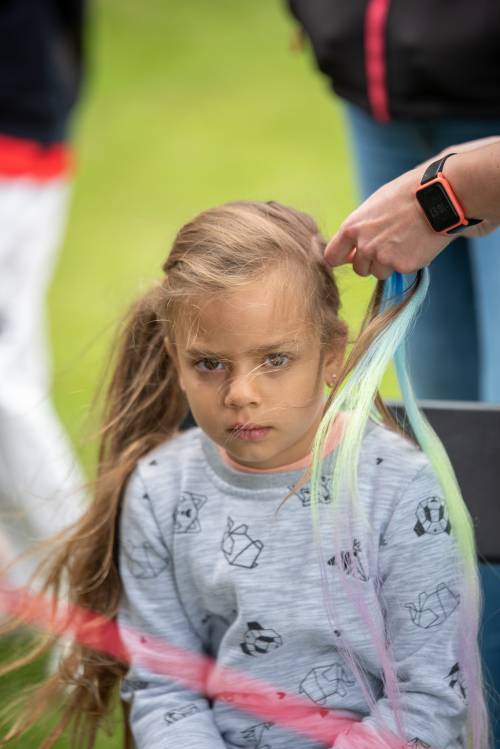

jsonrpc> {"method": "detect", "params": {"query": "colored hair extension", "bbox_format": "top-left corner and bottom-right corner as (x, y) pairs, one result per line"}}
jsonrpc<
(389, 281), (489, 749)
(309, 269), (489, 748)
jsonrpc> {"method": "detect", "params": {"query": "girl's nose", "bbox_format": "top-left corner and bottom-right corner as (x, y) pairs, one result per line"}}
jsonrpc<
(223, 372), (260, 408)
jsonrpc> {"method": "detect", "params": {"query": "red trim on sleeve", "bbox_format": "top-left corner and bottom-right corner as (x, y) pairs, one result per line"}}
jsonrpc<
(364, 0), (391, 122)
(0, 135), (73, 179)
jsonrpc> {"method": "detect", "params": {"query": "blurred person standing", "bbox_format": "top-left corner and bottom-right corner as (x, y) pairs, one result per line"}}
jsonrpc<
(287, 1), (500, 402)
(0, 0), (87, 587)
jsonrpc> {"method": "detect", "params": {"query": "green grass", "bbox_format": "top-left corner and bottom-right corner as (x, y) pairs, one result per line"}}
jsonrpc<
(2, 1), (397, 745)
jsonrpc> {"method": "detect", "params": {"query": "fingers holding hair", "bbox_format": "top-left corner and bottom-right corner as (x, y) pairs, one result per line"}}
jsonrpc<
(324, 225), (356, 267)
(365, 256), (394, 280)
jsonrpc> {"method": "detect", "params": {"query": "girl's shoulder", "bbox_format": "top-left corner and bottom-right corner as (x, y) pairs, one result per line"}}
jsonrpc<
(124, 427), (205, 505)
(364, 417), (427, 473)
(361, 417), (435, 500)
(361, 418), (444, 525)
(138, 426), (204, 470)
(120, 428), (207, 540)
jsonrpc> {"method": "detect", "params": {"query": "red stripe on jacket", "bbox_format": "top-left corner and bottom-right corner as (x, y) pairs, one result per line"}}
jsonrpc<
(364, 0), (391, 122)
(0, 135), (73, 179)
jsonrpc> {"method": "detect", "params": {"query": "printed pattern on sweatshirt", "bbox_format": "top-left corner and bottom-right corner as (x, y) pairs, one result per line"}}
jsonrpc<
(240, 721), (274, 749)
(164, 703), (200, 726)
(446, 662), (467, 700)
(118, 424), (468, 749)
(327, 538), (370, 582)
(413, 495), (451, 537)
(298, 662), (356, 703)
(288, 474), (332, 507)
(173, 492), (207, 534)
(240, 622), (283, 656)
(221, 517), (264, 569)
(405, 582), (460, 629)
(122, 492), (170, 580)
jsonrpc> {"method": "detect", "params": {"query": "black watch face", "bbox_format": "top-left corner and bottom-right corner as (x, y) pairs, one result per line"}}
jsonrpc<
(416, 183), (460, 232)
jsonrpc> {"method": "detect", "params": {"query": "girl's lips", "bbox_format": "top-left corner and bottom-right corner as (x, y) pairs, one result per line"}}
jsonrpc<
(228, 426), (272, 442)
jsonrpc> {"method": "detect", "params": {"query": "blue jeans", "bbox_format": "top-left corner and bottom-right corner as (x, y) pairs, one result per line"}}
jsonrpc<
(344, 103), (500, 403)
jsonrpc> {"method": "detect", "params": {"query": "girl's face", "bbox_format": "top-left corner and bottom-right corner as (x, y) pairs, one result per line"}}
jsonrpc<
(169, 272), (343, 470)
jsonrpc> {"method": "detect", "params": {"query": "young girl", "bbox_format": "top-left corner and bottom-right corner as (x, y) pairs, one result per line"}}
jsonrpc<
(0, 201), (488, 749)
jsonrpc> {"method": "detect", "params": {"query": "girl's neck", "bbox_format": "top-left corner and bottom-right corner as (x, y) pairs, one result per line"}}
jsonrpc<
(218, 413), (346, 474)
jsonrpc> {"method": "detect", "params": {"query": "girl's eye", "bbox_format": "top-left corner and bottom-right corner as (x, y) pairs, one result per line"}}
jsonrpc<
(265, 353), (290, 369)
(194, 358), (225, 372)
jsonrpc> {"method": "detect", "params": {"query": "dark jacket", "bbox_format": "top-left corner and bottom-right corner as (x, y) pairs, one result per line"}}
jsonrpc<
(0, 0), (87, 144)
(288, 0), (500, 122)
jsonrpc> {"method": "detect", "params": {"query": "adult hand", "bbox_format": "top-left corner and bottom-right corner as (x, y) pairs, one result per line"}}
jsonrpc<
(324, 167), (453, 279)
(325, 137), (500, 279)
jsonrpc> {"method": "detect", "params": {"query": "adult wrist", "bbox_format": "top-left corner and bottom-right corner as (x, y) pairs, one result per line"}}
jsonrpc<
(444, 151), (484, 221)
(416, 153), (482, 234)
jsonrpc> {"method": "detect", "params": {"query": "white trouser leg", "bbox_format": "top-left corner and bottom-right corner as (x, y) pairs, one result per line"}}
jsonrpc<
(0, 178), (85, 588)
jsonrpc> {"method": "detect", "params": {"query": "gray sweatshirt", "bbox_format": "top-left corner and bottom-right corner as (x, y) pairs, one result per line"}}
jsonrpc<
(118, 420), (467, 749)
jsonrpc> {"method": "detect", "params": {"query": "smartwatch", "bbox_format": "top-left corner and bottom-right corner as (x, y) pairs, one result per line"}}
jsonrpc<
(416, 153), (482, 234)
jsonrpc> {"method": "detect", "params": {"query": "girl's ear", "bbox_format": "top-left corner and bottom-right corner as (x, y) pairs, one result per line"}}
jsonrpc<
(164, 337), (186, 392)
(323, 333), (347, 385)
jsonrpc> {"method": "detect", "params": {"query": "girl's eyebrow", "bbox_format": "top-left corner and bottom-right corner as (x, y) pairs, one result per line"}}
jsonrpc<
(184, 339), (300, 358)
(247, 340), (301, 355)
